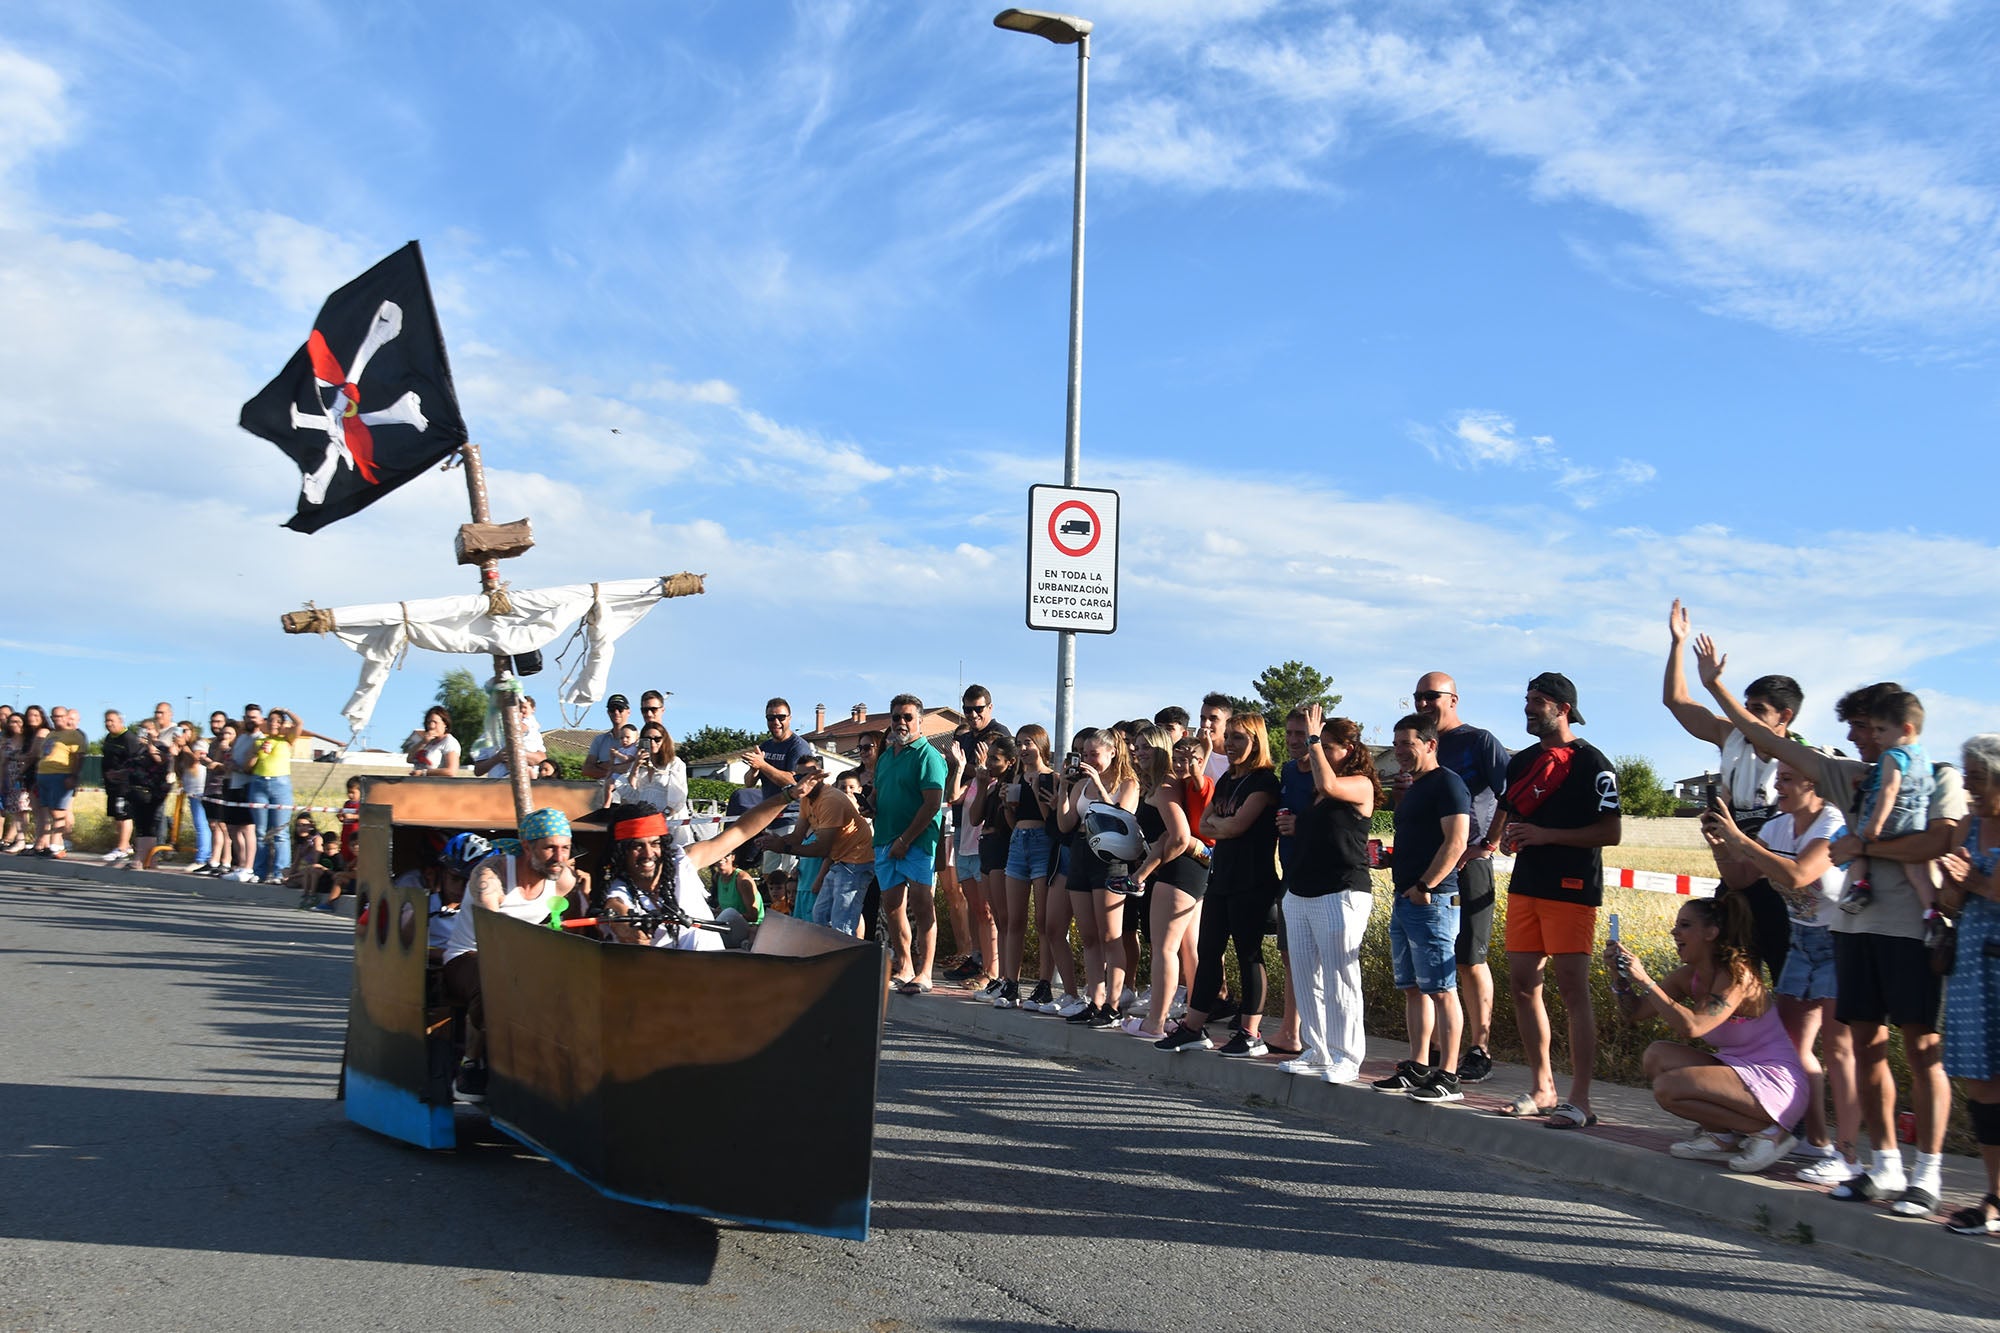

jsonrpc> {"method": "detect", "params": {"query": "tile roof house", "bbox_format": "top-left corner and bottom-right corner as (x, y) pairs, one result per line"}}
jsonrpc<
(802, 702), (965, 757)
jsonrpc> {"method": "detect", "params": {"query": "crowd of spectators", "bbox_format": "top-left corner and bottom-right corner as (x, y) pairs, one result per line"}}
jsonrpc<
(13, 594), (2000, 1234)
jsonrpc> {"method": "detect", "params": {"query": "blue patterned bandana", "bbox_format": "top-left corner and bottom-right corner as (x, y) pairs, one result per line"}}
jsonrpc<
(519, 807), (571, 843)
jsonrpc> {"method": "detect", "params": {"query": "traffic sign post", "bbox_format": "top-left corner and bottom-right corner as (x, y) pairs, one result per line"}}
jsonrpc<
(1027, 484), (1118, 635)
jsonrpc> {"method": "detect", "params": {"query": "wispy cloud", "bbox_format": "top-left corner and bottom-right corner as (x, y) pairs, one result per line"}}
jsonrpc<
(1192, 4), (2000, 343)
(1412, 410), (1656, 509)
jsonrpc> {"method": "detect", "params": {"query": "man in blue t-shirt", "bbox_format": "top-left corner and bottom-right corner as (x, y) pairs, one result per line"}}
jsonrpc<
(741, 696), (813, 874)
(1412, 671), (1511, 1083)
(1378, 713), (1472, 1105)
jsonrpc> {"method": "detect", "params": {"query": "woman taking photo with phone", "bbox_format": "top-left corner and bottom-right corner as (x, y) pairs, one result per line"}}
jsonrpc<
(1055, 726), (1140, 1028)
(1604, 893), (1808, 1174)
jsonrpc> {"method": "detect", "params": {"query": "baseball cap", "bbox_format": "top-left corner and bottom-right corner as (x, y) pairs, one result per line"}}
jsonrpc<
(606, 694), (630, 712)
(1526, 672), (1586, 726)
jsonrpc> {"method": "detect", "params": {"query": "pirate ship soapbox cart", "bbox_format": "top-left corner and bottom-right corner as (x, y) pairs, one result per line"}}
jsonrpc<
(339, 775), (889, 1239)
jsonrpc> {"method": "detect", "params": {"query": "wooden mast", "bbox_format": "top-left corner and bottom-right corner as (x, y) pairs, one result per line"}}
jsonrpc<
(458, 442), (535, 824)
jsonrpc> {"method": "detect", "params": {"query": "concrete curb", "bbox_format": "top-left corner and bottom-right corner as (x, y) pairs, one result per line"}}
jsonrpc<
(889, 992), (2000, 1300)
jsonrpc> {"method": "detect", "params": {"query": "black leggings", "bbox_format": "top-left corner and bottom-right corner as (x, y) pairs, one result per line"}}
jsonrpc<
(1723, 879), (1791, 988)
(1190, 882), (1278, 1018)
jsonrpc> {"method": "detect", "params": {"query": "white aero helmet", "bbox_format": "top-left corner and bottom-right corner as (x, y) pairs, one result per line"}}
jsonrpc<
(1083, 802), (1147, 868)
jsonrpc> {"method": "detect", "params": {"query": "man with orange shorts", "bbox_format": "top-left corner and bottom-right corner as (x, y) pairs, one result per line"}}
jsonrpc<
(1495, 672), (1621, 1127)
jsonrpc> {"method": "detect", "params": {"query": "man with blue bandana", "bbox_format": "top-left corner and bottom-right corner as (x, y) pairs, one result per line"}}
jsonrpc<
(442, 806), (581, 1101)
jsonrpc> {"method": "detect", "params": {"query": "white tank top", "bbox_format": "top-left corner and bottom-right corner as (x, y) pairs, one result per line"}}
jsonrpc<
(441, 855), (557, 963)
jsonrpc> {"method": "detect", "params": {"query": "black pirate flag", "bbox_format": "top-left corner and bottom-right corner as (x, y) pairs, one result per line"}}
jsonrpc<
(240, 241), (468, 533)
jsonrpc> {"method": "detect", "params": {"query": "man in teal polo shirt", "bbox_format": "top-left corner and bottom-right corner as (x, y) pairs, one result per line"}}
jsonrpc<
(876, 693), (946, 994)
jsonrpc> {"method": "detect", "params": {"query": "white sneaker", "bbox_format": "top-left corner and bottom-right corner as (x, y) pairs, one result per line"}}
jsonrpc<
(103, 849), (130, 863)
(1278, 1053), (1329, 1076)
(1789, 1140), (1839, 1162)
(1669, 1131), (1743, 1162)
(1729, 1130), (1797, 1174)
(1796, 1155), (1862, 1186)
(227, 868), (257, 883)
(1056, 995), (1089, 1019)
(1322, 1064), (1362, 1085)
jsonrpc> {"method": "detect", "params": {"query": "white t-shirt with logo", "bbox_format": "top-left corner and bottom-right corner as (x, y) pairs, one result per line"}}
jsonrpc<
(1756, 804), (1847, 928)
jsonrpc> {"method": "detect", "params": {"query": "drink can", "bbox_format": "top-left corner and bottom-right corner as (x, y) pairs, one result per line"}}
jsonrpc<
(1897, 1109), (1917, 1143)
(1367, 839), (1383, 867)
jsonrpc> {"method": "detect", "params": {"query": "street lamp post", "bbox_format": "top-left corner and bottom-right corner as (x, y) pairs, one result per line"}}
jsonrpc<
(994, 7), (1092, 760)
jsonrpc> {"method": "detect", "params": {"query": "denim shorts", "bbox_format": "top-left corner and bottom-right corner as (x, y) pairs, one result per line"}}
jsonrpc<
(36, 774), (73, 810)
(1004, 826), (1053, 880)
(1777, 919), (1838, 1001)
(1390, 894), (1460, 994)
(954, 848), (982, 882)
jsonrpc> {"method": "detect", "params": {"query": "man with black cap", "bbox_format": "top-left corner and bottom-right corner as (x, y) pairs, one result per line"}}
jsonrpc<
(1496, 671), (1621, 1128)
(583, 695), (634, 781)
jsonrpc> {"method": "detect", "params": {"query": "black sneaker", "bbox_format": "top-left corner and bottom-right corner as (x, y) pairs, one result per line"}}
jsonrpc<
(1373, 1059), (1429, 1093)
(1216, 1030), (1267, 1058)
(1409, 1068), (1464, 1103)
(1064, 1002), (1100, 1025)
(1026, 979), (1055, 1013)
(946, 955), (983, 980)
(454, 1061), (490, 1102)
(1086, 1006), (1120, 1029)
(1155, 1023), (1213, 1053)
(1456, 1045), (1494, 1083)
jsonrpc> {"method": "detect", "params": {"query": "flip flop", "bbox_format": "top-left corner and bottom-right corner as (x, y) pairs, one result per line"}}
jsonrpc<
(1543, 1101), (1599, 1129)
(1501, 1092), (1560, 1118)
(895, 978), (933, 995)
(1264, 1044), (1304, 1058)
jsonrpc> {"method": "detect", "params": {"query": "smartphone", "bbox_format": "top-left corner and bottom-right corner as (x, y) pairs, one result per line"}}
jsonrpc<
(1608, 912), (1629, 976)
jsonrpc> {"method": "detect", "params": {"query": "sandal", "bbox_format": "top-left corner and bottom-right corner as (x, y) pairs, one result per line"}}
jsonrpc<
(895, 978), (933, 995)
(1946, 1193), (2000, 1236)
(1501, 1092), (1560, 1118)
(1543, 1101), (1599, 1129)
(1264, 1043), (1305, 1058)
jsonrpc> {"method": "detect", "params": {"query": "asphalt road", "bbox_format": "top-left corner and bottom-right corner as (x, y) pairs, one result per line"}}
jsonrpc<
(1, 870), (1990, 1332)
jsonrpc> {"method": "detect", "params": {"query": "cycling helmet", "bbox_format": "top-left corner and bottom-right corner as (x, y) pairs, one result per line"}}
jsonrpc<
(1082, 802), (1146, 870)
(440, 832), (493, 878)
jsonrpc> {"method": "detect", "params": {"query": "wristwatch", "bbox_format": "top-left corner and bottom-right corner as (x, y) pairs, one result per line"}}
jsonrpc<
(1305, 735), (1322, 746)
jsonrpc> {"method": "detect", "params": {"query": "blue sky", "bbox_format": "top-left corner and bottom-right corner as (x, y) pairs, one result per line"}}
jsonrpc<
(3, 0), (1998, 784)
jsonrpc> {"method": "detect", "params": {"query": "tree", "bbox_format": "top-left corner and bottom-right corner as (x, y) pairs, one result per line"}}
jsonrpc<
(1615, 754), (1679, 818)
(678, 724), (761, 762)
(1251, 660), (1342, 725)
(434, 669), (487, 752)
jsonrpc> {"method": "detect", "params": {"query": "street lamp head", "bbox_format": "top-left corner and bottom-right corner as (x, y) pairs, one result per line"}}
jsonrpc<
(993, 8), (1092, 43)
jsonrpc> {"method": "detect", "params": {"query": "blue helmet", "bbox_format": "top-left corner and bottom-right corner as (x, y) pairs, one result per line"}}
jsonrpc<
(440, 832), (493, 878)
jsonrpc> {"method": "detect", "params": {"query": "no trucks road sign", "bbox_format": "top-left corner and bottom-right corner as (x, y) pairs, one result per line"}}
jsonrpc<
(1026, 484), (1119, 634)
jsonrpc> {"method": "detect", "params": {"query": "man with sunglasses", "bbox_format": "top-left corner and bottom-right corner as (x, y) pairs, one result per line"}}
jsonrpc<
(878, 694), (947, 993)
(940, 686), (1012, 980)
(1410, 672), (1513, 1083)
(742, 697), (814, 875)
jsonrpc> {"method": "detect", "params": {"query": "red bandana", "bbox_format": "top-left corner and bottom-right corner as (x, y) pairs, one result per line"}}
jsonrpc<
(613, 812), (668, 841)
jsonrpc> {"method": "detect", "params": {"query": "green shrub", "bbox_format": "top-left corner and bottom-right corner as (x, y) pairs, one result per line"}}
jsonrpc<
(689, 778), (737, 807)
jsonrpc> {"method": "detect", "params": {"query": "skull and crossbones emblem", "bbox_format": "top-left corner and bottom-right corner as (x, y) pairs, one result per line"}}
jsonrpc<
(291, 300), (431, 504)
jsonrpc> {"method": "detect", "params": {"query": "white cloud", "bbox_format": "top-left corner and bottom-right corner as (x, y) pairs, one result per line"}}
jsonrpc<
(1413, 410), (1655, 509)
(1192, 5), (2000, 341)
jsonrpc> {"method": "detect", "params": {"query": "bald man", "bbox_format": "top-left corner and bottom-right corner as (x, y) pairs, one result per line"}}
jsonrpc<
(1411, 672), (1511, 1083)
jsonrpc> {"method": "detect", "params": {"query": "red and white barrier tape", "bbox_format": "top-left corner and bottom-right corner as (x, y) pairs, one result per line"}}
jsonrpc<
(1490, 854), (1718, 898)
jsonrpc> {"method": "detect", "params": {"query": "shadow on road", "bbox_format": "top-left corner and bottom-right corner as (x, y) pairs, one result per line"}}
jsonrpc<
(870, 1028), (1962, 1333)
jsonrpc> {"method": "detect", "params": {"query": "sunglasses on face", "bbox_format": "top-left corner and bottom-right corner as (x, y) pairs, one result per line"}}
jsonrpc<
(964, 703), (989, 714)
(1413, 691), (1454, 703)
(767, 713), (789, 723)
(642, 705), (662, 714)
(892, 714), (919, 723)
